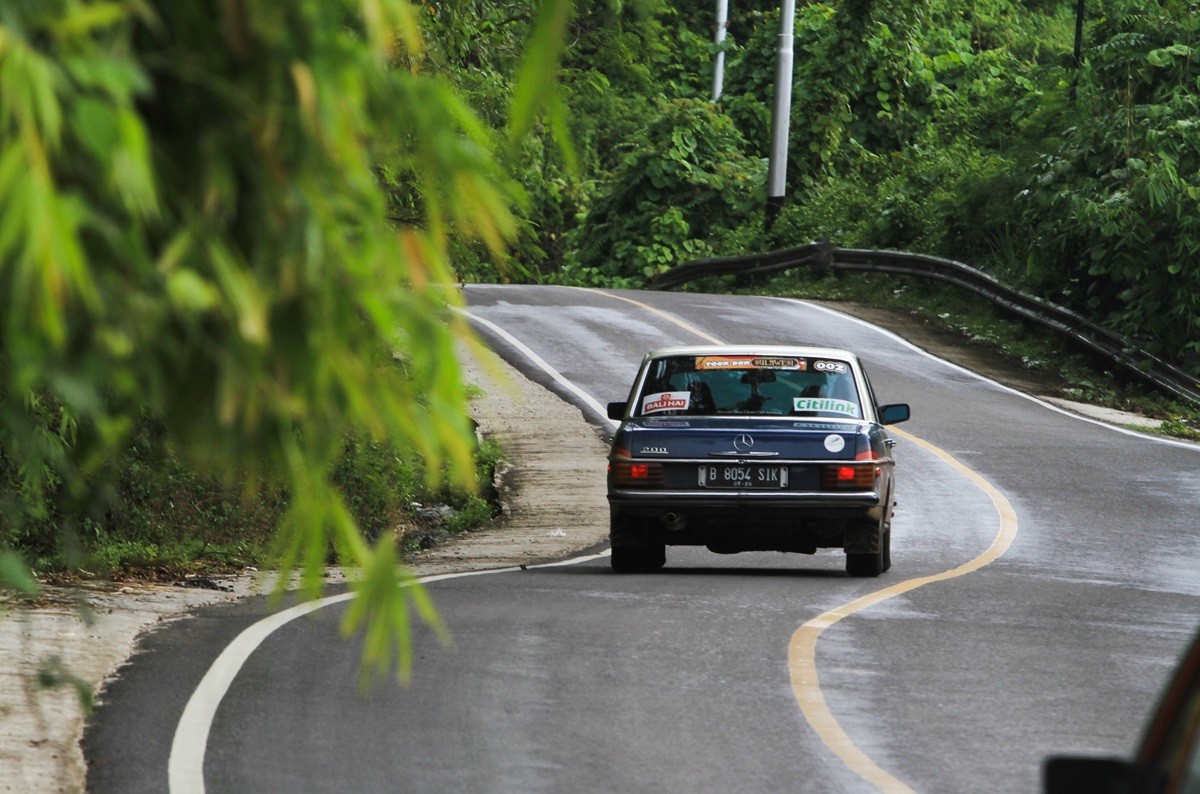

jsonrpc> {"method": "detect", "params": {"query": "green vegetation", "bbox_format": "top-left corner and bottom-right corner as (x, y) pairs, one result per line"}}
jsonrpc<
(5, 417), (501, 579)
(0, 0), (565, 682)
(440, 0), (1200, 414)
(4, 0), (1200, 681)
(534, 1), (1200, 380)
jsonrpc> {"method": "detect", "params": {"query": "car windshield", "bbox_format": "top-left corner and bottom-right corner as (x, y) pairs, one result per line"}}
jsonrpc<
(635, 355), (862, 419)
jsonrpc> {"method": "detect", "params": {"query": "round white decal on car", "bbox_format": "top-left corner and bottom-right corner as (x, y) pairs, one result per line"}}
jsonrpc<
(824, 434), (845, 453)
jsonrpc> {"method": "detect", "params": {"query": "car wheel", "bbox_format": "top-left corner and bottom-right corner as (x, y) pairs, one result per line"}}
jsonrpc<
(846, 549), (882, 577)
(846, 515), (885, 577)
(611, 543), (666, 573)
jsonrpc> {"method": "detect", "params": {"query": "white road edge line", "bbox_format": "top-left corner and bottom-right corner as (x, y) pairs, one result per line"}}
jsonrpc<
(175, 289), (1166, 792)
(168, 554), (613, 793)
(168, 307), (617, 793)
(786, 297), (1200, 451)
(454, 306), (620, 429)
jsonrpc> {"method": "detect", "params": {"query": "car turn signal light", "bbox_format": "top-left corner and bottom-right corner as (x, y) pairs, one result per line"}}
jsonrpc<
(820, 463), (877, 489)
(610, 449), (665, 487)
(610, 461), (664, 487)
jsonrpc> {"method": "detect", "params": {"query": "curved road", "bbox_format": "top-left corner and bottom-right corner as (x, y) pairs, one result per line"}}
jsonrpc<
(85, 285), (1200, 793)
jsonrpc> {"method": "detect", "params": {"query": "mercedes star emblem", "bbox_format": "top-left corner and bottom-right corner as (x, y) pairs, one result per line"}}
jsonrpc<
(732, 434), (754, 453)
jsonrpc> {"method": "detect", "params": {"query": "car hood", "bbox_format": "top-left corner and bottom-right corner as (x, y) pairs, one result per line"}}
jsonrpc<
(613, 416), (868, 460)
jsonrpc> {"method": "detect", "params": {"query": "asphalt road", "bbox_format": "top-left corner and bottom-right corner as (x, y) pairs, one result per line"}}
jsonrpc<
(84, 285), (1200, 793)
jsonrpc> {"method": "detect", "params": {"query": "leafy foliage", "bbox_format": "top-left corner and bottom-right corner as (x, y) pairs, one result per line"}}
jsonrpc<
(0, 0), (566, 679)
(563, 97), (762, 285)
(399, 0), (1200, 382)
(1021, 1), (1200, 362)
(5, 0), (1200, 689)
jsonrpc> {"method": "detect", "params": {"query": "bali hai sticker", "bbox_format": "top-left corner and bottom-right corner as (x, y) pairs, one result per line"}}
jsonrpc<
(793, 397), (860, 417)
(824, 434), (846, 453)
(642, 391), (691, 414)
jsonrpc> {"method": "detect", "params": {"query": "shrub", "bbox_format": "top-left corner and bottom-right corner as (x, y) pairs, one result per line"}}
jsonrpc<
(561, 97), (763, 286)
(1020, 2), (1200, 366)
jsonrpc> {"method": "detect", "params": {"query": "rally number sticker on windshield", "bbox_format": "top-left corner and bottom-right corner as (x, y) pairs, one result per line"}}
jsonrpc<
(642, 391), (691, 414)
(793, 397), (860, 417)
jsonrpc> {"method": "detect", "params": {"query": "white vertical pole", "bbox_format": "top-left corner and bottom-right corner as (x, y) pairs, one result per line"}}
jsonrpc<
(766, 0), (796, 228)
(712, 0), (730, 101)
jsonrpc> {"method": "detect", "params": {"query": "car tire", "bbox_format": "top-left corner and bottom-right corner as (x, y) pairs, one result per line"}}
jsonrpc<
(846, 549), (882, 577)
(611, 543), (666, 573)
(846, 514), (886, 577)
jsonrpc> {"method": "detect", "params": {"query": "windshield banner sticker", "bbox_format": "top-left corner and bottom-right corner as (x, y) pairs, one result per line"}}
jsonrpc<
(695, 356), (806, 371)
(642, 391), (691, 414)
(793, 397), (860, 417)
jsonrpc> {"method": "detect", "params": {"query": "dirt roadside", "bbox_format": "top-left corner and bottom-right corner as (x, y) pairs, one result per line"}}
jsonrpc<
(0, 299), (1157, 793)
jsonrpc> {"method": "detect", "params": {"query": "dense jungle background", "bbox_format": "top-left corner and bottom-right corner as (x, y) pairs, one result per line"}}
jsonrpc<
(442, 0), (1199, 370)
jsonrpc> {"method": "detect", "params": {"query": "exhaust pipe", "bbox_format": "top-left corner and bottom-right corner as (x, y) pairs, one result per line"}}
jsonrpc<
(661, 512), (688, 531)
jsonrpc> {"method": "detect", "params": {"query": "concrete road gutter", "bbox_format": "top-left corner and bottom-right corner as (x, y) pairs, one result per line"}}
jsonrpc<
(1038, 396), (1164, 430)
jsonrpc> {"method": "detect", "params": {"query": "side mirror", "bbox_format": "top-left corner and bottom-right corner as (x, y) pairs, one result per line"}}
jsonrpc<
(879, 404), (910, 424)
(1042, 755), (1162, 793)
(607, 401), (628, 421)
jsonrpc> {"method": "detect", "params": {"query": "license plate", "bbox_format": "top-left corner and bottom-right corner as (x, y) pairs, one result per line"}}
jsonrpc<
(699, 465), (787, 488)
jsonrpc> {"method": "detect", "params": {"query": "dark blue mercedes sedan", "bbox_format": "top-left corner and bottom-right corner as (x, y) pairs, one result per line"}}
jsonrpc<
(606, 345), (910, 576)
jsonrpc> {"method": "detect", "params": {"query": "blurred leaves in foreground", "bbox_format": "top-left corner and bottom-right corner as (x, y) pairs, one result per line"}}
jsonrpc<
(0, 0), (570, 680)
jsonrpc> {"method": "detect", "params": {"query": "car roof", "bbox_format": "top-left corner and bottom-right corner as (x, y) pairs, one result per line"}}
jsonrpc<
(644, 345), (860, 362)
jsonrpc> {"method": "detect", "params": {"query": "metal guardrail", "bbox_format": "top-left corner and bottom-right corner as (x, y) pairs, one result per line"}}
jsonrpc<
(645, 242), (1200, 407)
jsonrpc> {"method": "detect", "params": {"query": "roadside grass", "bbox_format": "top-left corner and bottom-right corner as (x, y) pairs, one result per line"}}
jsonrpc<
(7, 428), (505, 582)
(703, 269), (1200, 438)
(1139, 418), (1200, 443)
(397, 438), (504, 556)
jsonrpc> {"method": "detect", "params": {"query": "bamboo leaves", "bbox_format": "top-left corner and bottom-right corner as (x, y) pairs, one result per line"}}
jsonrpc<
(0, 0), (559, 681)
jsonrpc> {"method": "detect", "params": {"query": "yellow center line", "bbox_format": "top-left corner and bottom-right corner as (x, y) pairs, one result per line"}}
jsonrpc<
(789, 425), (1018, 793)
(588, 288), (1020, 792)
